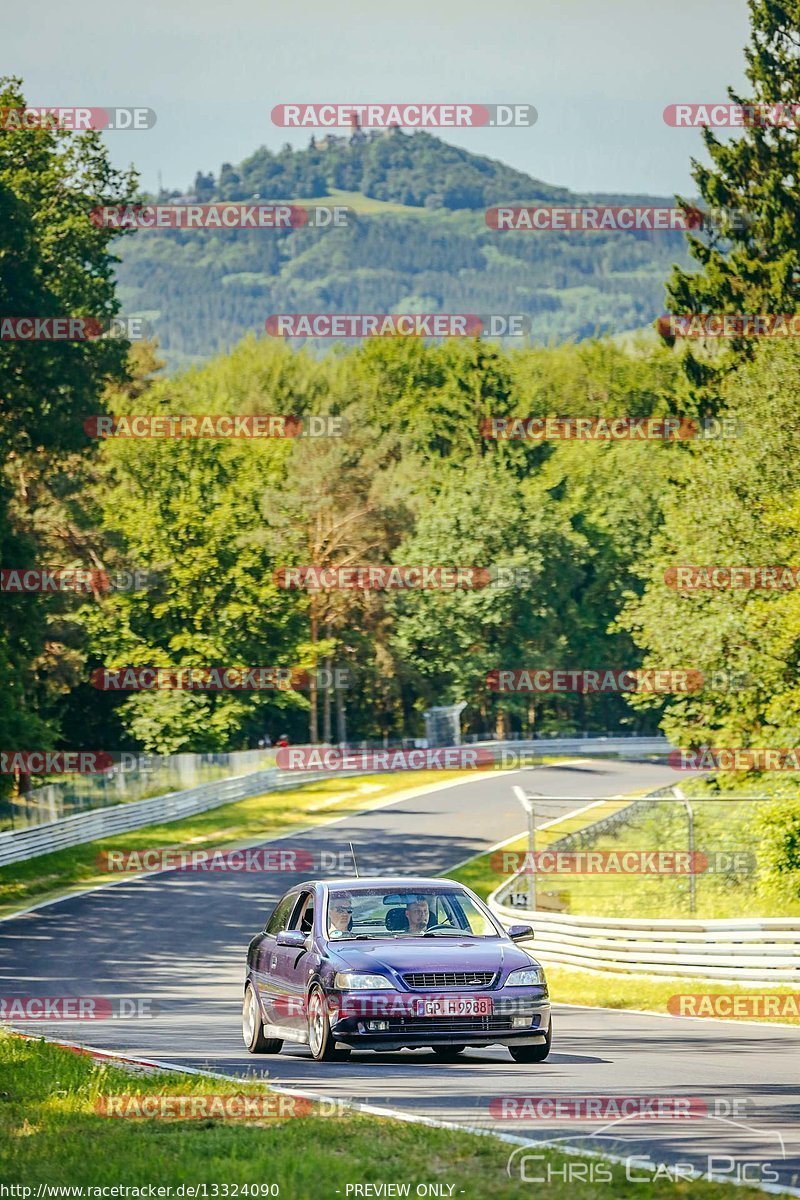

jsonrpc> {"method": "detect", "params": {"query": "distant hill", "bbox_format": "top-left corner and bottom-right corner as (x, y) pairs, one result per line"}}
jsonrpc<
(116, 130), (692, 370)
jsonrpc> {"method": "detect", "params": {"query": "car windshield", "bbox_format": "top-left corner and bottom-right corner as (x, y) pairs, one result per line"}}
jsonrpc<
(325, 888), (499, 939)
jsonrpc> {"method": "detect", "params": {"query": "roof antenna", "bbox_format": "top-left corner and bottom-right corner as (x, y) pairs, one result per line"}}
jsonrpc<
(349, 842), (360, 878)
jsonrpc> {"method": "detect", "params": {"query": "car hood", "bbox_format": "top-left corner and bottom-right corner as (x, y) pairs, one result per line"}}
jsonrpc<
(328, 937), (538, 979)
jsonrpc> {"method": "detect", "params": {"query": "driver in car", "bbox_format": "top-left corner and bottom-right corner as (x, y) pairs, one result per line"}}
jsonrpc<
(404, 896), (430, 934)
(328, 894), (354, 938)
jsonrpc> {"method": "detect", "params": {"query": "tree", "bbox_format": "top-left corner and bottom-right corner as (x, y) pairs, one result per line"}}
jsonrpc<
(389, 462), (585, 737)
(0, 76), (137, 794)
(664, 0), (800, 404)
(619, 340), (800, 762)
(83, 338), (318, 752)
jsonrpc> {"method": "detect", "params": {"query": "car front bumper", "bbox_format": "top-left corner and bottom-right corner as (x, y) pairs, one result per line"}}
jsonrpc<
(327, 988), (551, 1050)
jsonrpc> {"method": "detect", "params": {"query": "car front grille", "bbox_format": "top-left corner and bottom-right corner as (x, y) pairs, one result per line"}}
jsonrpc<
(378, 1014), (541, 1035)
(402, 971), (496, 989)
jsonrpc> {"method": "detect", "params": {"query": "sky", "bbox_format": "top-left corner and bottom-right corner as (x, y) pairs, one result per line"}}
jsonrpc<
(6, 0), (751, 197)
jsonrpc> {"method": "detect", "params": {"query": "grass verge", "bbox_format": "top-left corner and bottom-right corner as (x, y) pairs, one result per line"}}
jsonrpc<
(546, 964), (800, 1025)
(526, 797), (800, 920)
(0, 1032), (767, 1198)
(451, 797), (634, 902)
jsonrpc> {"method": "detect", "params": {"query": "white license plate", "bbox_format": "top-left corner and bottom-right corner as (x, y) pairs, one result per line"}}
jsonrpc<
(414, 997), (493, 1017)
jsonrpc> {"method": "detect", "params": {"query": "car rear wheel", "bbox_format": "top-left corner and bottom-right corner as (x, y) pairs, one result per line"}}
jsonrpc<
(509, 1020), (552, 1063)
(431, 1045), (466, 1060)
(243, 983), (283, 1054)
(307, 986), (351, 1062)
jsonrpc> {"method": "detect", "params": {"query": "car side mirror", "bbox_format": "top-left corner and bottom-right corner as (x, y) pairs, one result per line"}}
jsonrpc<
(507, 924), (534, 941)
(276, 930), (307, 948)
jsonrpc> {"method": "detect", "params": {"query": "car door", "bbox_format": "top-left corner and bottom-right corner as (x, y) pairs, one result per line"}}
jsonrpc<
(269, 890), (317, 1032)
(256, 890), (301, 1028)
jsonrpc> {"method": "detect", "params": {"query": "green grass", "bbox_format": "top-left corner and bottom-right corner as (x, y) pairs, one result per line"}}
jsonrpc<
(559, 797), (797, 918)
(450, 793), (800, 1026)
(526, 798), (799, 920)
(0, 1033), (767, 1198)
(452, 792), (800, 918)
(0, 771), (467, 918)
(451, 797), (634, 902)
(546, 964), (800, 1025)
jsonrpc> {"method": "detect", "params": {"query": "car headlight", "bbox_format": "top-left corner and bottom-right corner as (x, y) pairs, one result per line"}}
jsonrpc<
(505, 966), (546, 987)
(333, 972), (397, 990)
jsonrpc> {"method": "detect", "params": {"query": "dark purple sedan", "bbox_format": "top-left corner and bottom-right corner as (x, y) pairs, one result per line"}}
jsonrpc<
(243, 876), (551, 1062)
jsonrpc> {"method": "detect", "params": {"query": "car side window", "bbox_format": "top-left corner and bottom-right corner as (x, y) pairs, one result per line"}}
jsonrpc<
(264, 892), (297, 936)
(288, 891), (314, 933)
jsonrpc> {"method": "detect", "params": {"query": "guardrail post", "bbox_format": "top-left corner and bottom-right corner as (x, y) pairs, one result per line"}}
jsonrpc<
(672, 786), (696, 915)
(513, 785), (539, 911)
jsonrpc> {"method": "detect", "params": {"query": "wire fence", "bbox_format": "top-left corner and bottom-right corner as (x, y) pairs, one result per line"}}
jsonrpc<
(1, 750), (276, 830)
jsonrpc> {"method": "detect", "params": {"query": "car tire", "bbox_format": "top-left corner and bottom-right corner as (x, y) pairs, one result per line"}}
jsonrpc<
(509, 1020), (552, 1063)
(242, 982), (283, 1054)
(307, 986), (351, 1062)
(431, 1045), (466, 1060)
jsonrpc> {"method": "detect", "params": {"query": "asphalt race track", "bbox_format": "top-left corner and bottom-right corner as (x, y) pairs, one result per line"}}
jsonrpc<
(2, 760), (799, 1194)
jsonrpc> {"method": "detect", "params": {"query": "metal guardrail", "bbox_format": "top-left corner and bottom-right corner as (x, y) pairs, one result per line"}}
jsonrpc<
(0, 770), (277, 869)
(488, 900), (800, 983)
(476, 735), (670, 761)
(0, 736), (671, 869)
(4, 749), (277, 829)
(488, 782), (800, 983)
(0, 765), (377, 869)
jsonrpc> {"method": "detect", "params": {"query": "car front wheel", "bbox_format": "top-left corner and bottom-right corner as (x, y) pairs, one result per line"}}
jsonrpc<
(508, 1020), (552, 1063)
(243, 982), (283, 1054)
(307, 986), (351, 1062)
